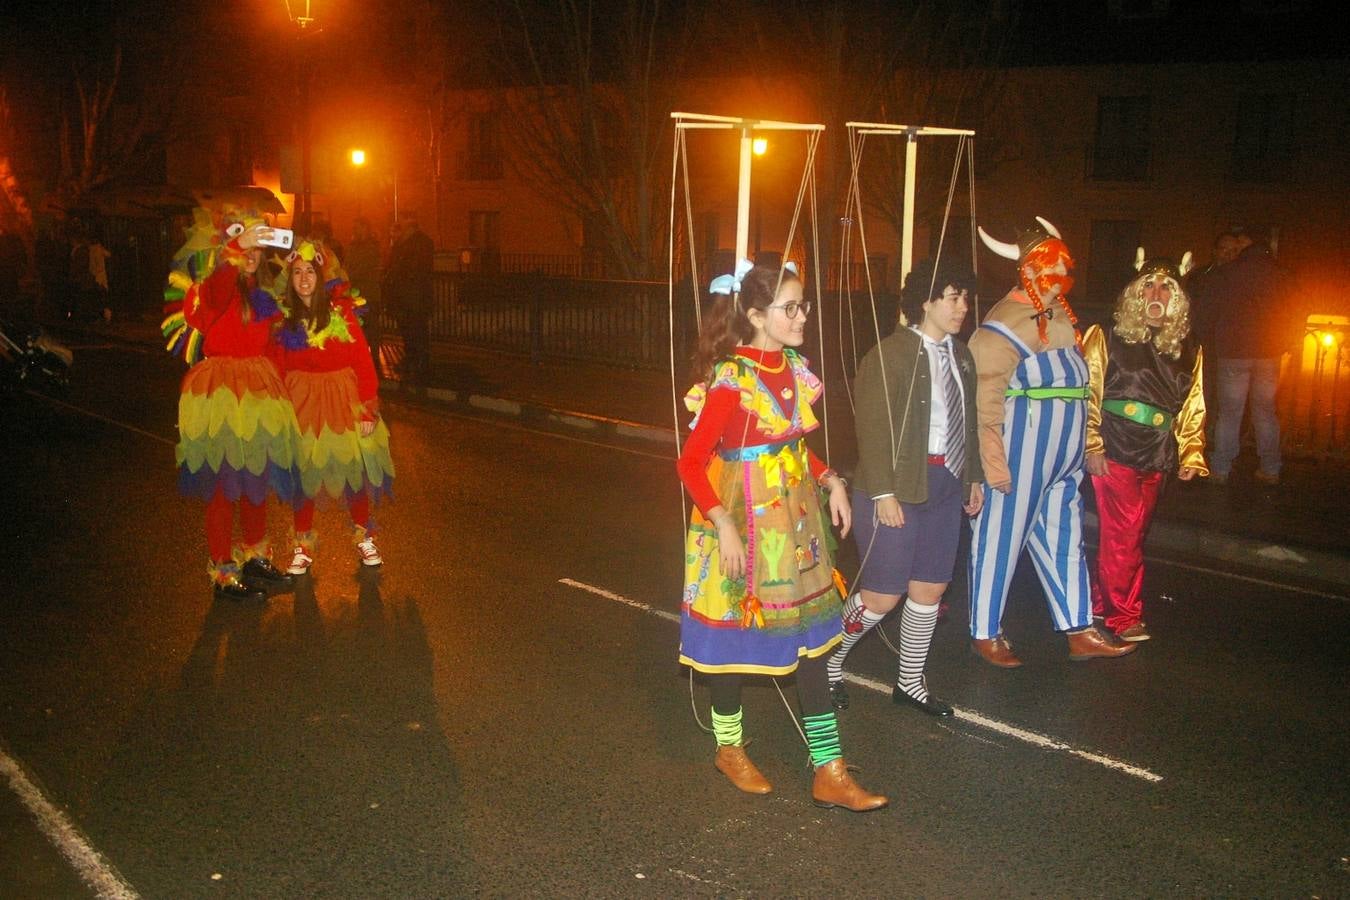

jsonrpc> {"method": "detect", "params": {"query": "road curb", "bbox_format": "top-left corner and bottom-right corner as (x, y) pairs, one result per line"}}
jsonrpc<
(381, 378), (678, 447)
(388, 378), (1350, 593)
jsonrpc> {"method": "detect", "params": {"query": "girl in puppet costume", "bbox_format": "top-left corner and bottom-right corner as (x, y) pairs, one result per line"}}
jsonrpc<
(163, 208), (300, 601)
(676, 259), (885, 812)
(966, 217), (1136, 666)
(272, 238), (394, 574)
(1084, 249), (1207, 642)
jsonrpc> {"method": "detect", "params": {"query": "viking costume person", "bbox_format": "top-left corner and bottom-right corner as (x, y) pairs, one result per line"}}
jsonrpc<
(966, 217), (1135, 666)
(163, 209), (300, 601)
(1084, 249), (1207, 642)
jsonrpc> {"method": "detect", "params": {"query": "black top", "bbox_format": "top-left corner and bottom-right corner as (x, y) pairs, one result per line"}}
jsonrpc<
(1101, 328), (1198, 473)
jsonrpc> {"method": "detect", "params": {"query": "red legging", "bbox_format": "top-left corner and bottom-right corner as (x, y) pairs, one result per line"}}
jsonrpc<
(294, 493), (371, 534)
(205, 488), (268, 563)
(1090, 462), (1164, 633)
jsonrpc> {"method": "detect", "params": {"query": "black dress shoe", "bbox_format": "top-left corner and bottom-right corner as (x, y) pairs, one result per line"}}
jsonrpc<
(241, 557), (294, 590)
(891, 685), (953, 717)
(829, 681), (850, 711)
(214, 577), (265, 602)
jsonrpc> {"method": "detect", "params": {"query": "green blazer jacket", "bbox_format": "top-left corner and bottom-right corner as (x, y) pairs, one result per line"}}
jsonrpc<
(852, 327), (983, 503)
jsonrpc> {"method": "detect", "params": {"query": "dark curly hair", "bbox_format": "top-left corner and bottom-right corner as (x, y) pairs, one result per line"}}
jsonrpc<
(899, 258), (975, 326)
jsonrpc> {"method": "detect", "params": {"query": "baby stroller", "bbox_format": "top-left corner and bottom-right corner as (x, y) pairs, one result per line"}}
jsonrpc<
(0, 318), (73, 396)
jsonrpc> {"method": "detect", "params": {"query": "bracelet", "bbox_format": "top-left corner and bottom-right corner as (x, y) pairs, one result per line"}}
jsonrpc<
(818, 469), (847, 490)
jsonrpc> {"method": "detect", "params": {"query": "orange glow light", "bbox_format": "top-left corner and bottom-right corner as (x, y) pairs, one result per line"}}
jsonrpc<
(1322, 332), (1336, 348)
(752, 138), (768, 156)
(349, 148), (366, 167)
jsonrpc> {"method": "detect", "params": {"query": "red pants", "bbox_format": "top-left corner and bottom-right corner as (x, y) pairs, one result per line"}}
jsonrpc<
(294, 493), (371, 534)
(205, 488), (268, 563)
(1090, 461), (1163, 632)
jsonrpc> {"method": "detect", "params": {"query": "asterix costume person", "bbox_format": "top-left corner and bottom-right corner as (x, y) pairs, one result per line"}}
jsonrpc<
(1084, 249), (1207, 641)
(273, 240), (395, 572)
(966, 217), (1135, 665)
(162, 207), (300, 600)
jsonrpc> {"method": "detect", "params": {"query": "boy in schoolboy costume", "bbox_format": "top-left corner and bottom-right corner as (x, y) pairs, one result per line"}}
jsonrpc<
(827, 259), (984, 715)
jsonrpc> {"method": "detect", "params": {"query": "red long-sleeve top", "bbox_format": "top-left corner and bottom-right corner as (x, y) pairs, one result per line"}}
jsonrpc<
(276, 293), (381, 421)
(676, 347), (828, 516)
(183, 239), (283, 359)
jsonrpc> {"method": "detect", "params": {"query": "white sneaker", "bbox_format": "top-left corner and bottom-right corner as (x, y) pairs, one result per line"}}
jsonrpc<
(286, 546), (313, 575)
(356, 535), (383, 566)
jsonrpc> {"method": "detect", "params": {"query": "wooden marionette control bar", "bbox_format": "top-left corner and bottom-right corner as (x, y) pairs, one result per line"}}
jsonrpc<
(844, 121), (978, 287)
(672, 112), (824, 264)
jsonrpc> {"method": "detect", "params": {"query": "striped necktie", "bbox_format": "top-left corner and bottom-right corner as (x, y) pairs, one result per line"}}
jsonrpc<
(938, 341), (964, 479)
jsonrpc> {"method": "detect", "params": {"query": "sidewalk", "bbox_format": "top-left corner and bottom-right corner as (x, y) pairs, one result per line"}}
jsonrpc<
(53, 317), (1350, 594)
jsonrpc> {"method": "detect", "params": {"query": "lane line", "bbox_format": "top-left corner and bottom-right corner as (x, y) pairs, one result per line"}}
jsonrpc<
(558, 578), (1165, 784)
(558, 578), (680, 623)
(0, 746), (140, 899)
(24, 392), (175, 447)
(1143, 554), (1349, 601)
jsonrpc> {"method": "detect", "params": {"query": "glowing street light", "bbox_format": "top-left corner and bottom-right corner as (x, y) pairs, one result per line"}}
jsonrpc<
(752, 137), (768, 156)
(348, 147), (398, 221)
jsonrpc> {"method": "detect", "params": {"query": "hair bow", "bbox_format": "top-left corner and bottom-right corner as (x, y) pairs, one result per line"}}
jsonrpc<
(709, 258), (755, 295)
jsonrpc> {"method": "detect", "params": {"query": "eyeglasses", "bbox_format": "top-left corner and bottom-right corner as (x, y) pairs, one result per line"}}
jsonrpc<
(766, 301), (812, 319)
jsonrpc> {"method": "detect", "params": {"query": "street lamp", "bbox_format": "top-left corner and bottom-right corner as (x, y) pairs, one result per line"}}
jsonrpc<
(348, 146), (398, 224)
(284, 1), (320, 231)
(752, 138), (767, 257)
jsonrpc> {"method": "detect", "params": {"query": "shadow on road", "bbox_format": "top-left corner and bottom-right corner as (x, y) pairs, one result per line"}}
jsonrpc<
(85, 568), (477, 897)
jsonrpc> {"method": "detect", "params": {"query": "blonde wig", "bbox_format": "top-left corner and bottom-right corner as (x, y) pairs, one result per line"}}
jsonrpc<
(1112, 269), (1191, 359)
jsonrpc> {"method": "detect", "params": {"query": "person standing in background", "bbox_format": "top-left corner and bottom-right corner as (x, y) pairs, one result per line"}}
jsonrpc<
(346, 217), (384, 376)
(384, 211), (434, 383)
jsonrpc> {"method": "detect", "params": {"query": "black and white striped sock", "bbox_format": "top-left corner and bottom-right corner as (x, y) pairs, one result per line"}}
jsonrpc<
(827, 593), (885, 684)
(896, 598), (940, 702)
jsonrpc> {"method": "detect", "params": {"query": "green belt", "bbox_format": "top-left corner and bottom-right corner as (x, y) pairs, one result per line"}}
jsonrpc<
(1004, 386), (1090, 401)
(1102, 398), (1174, 429)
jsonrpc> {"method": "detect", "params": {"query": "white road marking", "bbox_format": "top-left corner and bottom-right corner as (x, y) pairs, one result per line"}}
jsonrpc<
(559, 577), (1166, 783)
(558, 578), (680, 623)
(1144, 554), (1349, 601)
(0, 746), (140, 899)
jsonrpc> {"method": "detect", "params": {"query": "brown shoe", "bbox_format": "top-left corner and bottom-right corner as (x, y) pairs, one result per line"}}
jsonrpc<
(811, 759), (888, 812)
(714, 745), (772, 795)
(971, 635), (1023, 668)
(1116, 622), (1151, 642)
(1067, 626), (1138, 660)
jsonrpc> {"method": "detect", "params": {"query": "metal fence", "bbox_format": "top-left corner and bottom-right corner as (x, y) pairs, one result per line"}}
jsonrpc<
(1281, 317), (1349, 457)
(390, 272), (676, 369)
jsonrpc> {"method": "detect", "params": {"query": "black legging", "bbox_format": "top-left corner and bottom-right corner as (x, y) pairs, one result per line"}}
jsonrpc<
(707, 653), (833, 719)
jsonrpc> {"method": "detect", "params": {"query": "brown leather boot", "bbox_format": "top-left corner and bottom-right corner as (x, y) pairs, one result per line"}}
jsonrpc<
(714, 745), (772, 794)
(811, 759), (887, 812)
(971, 634), (1023, 668)
(1067, 626), (1138, 660)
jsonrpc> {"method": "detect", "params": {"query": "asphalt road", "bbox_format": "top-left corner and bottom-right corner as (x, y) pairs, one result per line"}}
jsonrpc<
(0, 341), (1347, 898)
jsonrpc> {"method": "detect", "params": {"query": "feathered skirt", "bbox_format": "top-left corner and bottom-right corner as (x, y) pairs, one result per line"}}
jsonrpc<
(678, 438), (843, 676)
(285, 368), (394, 504)
(176, 356), (300, 504)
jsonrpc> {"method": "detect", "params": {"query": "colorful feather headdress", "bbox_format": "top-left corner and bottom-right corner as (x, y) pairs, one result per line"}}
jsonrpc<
(161, 205), (271, 365)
